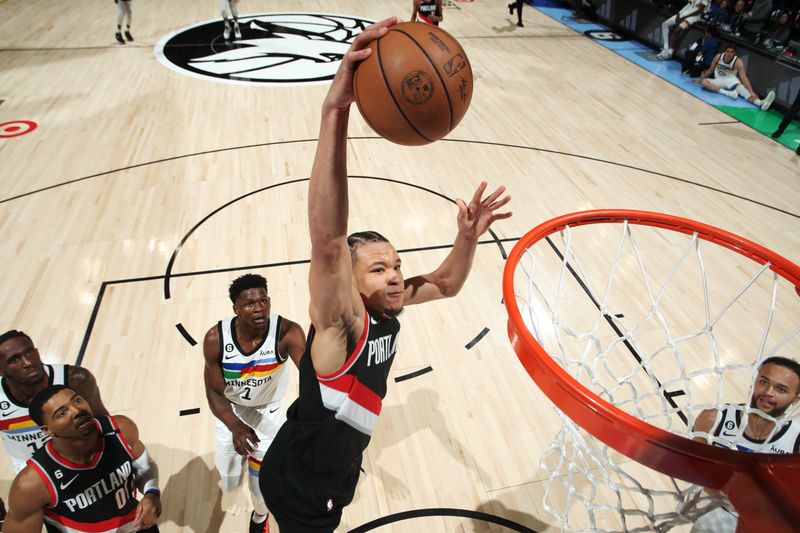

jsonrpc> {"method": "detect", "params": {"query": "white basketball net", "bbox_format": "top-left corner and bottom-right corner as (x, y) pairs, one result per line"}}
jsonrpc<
(511, 218), (800, 532)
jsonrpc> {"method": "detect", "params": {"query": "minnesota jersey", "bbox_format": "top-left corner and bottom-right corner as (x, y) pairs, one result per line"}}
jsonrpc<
(711, 404), (800, 453)
(0, 364), (68, 471)
(218, 315), (289, 407)
(288, 310), (400, 474)
(714, 53), (739, 80)
(27, 416), (138, 533)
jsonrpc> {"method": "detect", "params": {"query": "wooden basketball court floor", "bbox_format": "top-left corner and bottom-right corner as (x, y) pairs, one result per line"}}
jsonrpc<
(1, 0), (798, 531)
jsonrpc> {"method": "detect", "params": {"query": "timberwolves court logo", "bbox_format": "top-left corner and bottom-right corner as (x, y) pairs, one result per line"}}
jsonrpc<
(155, 13), (374, 86)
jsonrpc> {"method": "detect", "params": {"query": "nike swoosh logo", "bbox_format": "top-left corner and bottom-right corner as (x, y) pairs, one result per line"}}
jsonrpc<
(1, 409), (19, 417)
(223, 354), (238, 360)
(60, 474), (79, 490)
(269, 406), (280, 413)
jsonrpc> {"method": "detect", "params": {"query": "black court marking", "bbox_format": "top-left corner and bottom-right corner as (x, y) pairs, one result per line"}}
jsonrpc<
(394, 366), (433, 383)
(465, 327), (490, 349)
(698, 120), (742, 126)
(163, 175), (508, 300)
(4, 137), (796, 222)
(545, 236), (690, 426)
(76, 282), (107, 368)
(179, 408), (200, 416)
(175, 323), (197, 346)
(665, 389), (687, 399)
(0, 99), (4, 107)
(348, 507), (537, 532)
(615, 313), (624, 318)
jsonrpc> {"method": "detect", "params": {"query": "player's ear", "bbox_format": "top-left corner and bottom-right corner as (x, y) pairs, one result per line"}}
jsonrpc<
(40, 424), (54, 437)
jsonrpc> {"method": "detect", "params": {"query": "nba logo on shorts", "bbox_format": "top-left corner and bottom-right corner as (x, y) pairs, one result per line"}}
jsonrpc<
(326, 498), (334, 512)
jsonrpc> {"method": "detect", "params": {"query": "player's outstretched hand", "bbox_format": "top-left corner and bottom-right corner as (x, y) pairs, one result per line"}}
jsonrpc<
(132, 491), (161, 530)
(455, 182), (512, 240)
(323, 17), (398, 111)
(232, 421), (260, 456)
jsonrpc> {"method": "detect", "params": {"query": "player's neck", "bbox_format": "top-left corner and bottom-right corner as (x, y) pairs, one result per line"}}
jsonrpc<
(235, 317), (268, 343)
(746, 413), (776, 440)
(7, 376), (49, 406)
(52, 429), (101, 465)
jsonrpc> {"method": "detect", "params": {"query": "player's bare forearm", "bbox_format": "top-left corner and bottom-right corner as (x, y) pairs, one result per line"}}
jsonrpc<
(309, 107), (350, 251)
(203, 373), (242, 432)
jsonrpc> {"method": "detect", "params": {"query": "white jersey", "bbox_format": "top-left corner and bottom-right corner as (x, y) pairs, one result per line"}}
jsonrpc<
(217, 315), (290, 408)
(0, 364), (68, 472)
(711, 403), (800, 454)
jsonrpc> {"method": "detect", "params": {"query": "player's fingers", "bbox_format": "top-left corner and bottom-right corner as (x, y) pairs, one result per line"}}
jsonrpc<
(487, 194), (511, 211)
(481, 185), (507, 206)
(469, 181), (488, 206)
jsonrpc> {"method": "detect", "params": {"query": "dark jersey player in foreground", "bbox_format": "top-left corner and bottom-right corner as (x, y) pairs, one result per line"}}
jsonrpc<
(4, 386), (161, 532)
(259, 16), (512, 533)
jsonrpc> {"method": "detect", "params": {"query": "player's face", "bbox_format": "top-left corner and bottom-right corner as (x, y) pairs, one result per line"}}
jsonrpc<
(722, 48), (735, 62)
(43, 390), (95, 438)
(233, 288), (271, 329)
(750, 363), (800, 417)
(0, 336), (46, 385)
(353, 242), (405, 317)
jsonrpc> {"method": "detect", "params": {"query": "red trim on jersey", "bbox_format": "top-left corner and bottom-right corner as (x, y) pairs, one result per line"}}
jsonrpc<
(320, 373), (382, 415)
(348, 378), (383, 415)
(44, 423), (105, 470)
(108, 415), (135, 460)
(316, 313), (370, 381)
(44, 506), (137, 532)
(27, 458), (57, 507)
(419, 13), (436, 24)
(0, 413), (34, 429)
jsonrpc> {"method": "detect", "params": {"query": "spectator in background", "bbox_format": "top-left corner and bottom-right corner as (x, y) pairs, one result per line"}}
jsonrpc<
(682, 26), (720, 76)
(708, 0), (734, 26)
(696, 45), (776, 110)
(741, 0), (774, 40)
(507, 0), (526, 27)
(764, 10), (793, 46)
(658, 0), (710, 59)
(723, 0), (747, 33)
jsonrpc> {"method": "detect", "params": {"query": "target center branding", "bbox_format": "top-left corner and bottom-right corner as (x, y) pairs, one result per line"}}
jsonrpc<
(154, 13), (375, 86)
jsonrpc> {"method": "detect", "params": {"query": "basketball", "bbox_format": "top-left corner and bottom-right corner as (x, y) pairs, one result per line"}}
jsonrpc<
(353, 22), (473, 146)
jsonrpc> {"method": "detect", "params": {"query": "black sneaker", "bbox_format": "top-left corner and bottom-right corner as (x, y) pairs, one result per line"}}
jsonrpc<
(517, 21), (524, 27)
(771, 129), (784, 138)
(115, 32), (125, 44)
(508, 3), (514, 14)
(125, 30), (134, 42)
(796, 145), (800, 156)
(249, 511), (268, 533)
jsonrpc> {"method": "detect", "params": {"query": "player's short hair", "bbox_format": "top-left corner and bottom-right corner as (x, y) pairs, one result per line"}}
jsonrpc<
(229, 274), (268, 303)
(760, 356), (800, 390)
(29, 385), (72, 426)
(347, 231), (390, 262)
(0, 330), (31, 347)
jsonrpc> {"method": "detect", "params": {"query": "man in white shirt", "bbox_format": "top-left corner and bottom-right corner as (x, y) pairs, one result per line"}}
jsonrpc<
(658, 0), (709, 60)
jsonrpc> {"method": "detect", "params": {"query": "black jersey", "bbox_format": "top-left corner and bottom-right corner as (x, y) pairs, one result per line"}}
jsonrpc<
(287, 311), (400, 476)
(418, 0), (440, 25)
(27, 416), (138, 533)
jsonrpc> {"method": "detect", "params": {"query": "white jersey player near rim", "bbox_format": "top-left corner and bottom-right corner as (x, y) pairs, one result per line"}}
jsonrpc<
(690, 356), (800, 533)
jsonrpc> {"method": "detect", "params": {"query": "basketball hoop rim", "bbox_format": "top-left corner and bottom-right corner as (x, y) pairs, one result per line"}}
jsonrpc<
(503, 209), (800, 490)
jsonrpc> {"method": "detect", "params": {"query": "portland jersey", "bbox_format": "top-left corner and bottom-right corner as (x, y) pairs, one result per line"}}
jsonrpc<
(218, 315), (289, 407)
(418, 0), (440, 25)
(714, 54), (739, 80)
(711, 404), (800, 453)
(27, 416), (138, 533)
(287, 311), (400, 475)
(0, 364), (68, 470)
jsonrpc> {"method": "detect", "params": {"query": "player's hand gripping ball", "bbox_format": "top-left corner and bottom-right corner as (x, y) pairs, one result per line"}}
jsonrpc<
(354, 22), (473, 146)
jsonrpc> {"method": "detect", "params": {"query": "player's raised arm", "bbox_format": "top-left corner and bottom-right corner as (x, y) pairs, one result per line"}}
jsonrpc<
(307, 17), (397, 374)
(403, 181), (511, 306)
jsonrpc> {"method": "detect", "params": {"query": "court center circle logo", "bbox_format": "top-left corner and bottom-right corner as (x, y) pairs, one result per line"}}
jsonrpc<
(155, 13), (374, 86)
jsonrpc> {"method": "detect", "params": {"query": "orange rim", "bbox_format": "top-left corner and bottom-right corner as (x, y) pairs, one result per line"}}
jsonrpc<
(502, 209), (800, 532)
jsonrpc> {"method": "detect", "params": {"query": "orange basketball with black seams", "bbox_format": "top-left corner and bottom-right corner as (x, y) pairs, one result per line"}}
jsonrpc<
(353, 22), (473, 146)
